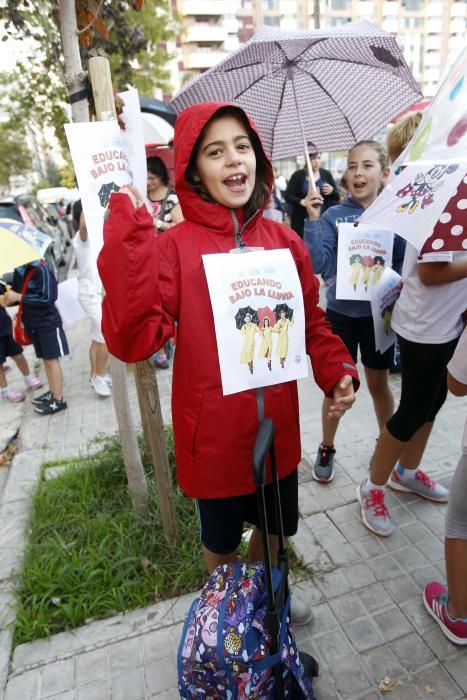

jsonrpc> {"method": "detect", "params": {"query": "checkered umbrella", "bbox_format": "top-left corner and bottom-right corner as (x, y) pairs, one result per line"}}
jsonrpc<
(172, 21), (421, 161)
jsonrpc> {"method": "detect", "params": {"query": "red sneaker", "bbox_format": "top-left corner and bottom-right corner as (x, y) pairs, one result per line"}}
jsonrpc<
(423, 582), (467, 645)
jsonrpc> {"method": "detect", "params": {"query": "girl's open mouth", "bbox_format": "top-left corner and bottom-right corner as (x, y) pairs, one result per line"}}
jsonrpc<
(224, 174), (247, 191)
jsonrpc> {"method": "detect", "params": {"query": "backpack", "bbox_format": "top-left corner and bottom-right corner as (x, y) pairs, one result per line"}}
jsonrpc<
(178, 561), (316, 699)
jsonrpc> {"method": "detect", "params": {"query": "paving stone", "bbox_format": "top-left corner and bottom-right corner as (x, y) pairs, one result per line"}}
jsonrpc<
(444, 653), (467, 694)
(328, 592), (367, 624)
(344, 617), (385, 652)
(40, 658), (74, 696)
(416, 537), (444, 564)
(75, 648), (108, 686)
(423, 625), (465, 661)
(389, 632), (436, 672)
(382, 574), (421, 605)
(145, 659), (178, 695)
(391, 545), (428, 572)
(372, 605), (414, 642)
(328, 655), (372, 697)
(412, 662), (464, 699)
(76, 679), (110, 699)
(111, 666), (145, 700)
(109, 638), (143, 674)
(4, 670), (40, 700)
(343, 562), (377, 591)
(365, 553), (404, 581)
(356, 582), (393, 613)
(360, 645), (404, 684)
(400, 521), (435, 544)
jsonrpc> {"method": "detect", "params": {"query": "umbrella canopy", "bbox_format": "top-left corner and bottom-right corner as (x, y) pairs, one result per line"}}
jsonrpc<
(172, 21), (421, 160)
(0, 218), (52, 275)
(273, 303), (294, 321)
(235, 306), (259, 329)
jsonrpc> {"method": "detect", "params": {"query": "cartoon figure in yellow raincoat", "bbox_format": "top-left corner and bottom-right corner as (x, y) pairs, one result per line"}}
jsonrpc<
(349, 253), (363, 291)
(273, 310), (294, 368)
(240, 314), (260, 374)
(259, 317), (273, 371)
(371, 255), (385, 285)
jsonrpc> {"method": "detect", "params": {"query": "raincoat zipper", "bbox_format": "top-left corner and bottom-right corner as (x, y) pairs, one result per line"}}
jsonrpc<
(230, 209), (260, 249)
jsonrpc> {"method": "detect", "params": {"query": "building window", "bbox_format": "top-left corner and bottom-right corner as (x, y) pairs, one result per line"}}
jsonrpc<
(402, 0), (423, 10)
(330, 0), (351, 9)
(264, 15), (280, 25)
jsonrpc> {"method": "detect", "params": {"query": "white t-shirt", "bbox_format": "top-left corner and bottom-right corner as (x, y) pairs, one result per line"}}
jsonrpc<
(391, 244), (467, 343)
(72, 233), (102, 296)
(447, 326), (467, 452)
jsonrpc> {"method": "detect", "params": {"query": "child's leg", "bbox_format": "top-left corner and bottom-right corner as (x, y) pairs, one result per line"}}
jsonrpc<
(321, 397), (340, 445)
(364, 367), (394, 430)
(203, 546), (237, 575)
(94, 341), (109, 377)
(12, 352), (30, 376)
(0, 364), (7, 390)
(248, 529), (281, 566)
(43, 358), (64, 400)
(399, 421), (434, 470)
(444, 453), (467, 618)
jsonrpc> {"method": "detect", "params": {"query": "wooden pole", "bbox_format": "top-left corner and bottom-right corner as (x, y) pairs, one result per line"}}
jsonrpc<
(88, 55), (150, 522)
(88, 55), (178, 543)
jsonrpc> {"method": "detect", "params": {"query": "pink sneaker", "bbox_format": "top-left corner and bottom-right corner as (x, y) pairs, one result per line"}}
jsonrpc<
(423, 582), (467, 645)
(25, 375), (43, 391)
(2, 388), (26, 403)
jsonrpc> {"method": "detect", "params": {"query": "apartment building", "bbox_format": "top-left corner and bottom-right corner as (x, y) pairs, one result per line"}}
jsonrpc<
(171, 0), (466, 98)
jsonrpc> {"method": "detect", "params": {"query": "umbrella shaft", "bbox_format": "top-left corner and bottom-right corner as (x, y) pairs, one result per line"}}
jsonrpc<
(289, 72), (316, 193)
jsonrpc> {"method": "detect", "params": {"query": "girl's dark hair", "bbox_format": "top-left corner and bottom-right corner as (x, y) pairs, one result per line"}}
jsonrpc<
(185, 106), (271, 220)
(147, 156), (169, 185)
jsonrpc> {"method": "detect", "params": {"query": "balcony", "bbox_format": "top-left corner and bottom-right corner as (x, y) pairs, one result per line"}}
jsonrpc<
(185, 50), (229, 70)
(185, 23), (226, 43)
(182, 1), (223, 16)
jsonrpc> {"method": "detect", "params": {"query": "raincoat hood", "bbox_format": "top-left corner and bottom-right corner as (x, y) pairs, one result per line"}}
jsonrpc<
(174, 101), (274, 231)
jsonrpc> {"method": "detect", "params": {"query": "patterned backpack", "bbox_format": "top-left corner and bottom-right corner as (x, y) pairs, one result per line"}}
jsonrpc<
(178, 561), (316, 699)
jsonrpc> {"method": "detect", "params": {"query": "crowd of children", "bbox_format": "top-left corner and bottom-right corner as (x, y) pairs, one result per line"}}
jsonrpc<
(1, 100), (465, 647)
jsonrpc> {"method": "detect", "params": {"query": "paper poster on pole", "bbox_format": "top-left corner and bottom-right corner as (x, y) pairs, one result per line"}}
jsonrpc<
(336, 223), (394, 301)
(65, 120), (133, 264)
(369, 268), (402, 354)
(202, 249), (308, 396)
(56, 277), (87, 329)
(118, 87), (147, 200)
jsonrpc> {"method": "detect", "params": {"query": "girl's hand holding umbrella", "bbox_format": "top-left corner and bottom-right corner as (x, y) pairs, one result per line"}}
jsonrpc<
(302, 189), (324, 221)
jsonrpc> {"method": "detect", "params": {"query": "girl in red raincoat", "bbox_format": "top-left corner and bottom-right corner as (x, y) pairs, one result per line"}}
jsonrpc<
(98, 103), (359, 595)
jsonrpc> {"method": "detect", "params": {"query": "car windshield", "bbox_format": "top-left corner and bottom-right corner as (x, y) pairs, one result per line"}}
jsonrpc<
(0, 204), (22, 222)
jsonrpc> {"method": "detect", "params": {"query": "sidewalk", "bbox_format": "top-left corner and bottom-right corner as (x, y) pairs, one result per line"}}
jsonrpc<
(1, 317), (466, 700)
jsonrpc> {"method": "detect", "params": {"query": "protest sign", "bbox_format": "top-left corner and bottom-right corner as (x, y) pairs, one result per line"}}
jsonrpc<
(336, 223), (394, 301)
(369, 267), (402, 353)
(202, 249), (307, 396)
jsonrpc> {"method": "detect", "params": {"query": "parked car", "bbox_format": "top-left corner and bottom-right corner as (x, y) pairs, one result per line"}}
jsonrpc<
(0, 195), (69, 277)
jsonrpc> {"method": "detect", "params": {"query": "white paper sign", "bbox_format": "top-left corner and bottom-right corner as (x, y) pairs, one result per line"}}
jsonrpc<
(336, 223), (394, 301)
(65, 120), (134, 265)
(202, 249), (308, 396)
(56, 277), (87, 328)
(118, 87), (147, 200)
(369, 268), (402, 354)
(359, 163), (465, 251)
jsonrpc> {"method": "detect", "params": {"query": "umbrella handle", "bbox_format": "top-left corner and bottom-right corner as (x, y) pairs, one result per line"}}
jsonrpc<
(290, 71), (317, 193)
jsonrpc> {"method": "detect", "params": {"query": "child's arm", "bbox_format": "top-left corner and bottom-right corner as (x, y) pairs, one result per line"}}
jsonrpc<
(447, 326), (467, 397)
(98, 190), (176, 363)
(417, 257), (467, 286)
(20, 264), (57, 307)
(302, 196), (337, 278)
(289, 236), (360, 398)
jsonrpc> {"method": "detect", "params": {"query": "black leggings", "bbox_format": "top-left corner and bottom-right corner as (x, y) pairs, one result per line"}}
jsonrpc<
(386, 335), (459, 442)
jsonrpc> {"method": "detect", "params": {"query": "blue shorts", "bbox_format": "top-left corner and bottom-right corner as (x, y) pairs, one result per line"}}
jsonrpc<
(0, 333), (23, 364)
(196, 468), (299, 555)
(30, 326), (69, 360)
(326, 309), (393, 370)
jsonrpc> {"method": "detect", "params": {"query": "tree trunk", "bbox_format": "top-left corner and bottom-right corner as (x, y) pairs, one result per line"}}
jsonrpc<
(58, 0), (89, 123)
(135, 359), (178, 545)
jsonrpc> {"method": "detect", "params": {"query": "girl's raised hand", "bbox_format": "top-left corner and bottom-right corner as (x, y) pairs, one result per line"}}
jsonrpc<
(302, 189), (324, 221)
(118, 185), (145, 209)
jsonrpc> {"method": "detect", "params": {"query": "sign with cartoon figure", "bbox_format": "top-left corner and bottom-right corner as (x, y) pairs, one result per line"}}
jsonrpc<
(65, 120), (134, 263)
(336, 223), (394, 301)
(202, 249), (307, 396)
(359, 46), (467, 252)
(369, 268), (402, 354)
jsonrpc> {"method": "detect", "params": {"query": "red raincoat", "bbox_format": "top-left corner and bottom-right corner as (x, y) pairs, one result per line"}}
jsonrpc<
(98, 102), (359, 499)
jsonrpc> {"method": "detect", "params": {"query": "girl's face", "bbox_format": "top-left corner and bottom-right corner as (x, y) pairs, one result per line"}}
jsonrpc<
(346, 144), (387, 208)
(195, 115), (256, 210)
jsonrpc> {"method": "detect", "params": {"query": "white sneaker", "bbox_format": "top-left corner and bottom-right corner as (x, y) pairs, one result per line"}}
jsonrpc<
(102, 374), (112, 387)
(90, 375), (111, 397)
